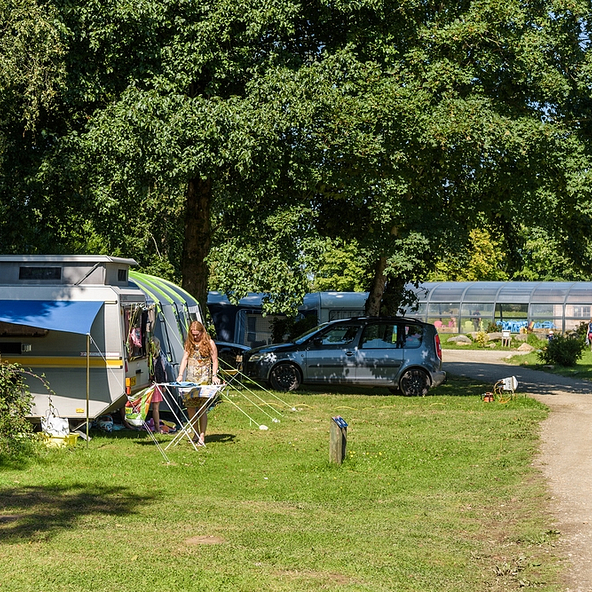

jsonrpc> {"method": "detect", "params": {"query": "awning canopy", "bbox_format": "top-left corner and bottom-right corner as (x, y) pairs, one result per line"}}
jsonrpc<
(0, 300), (103, 335)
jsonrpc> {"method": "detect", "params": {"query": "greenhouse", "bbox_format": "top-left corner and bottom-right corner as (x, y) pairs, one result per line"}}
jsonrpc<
(407, 282), (592, 334)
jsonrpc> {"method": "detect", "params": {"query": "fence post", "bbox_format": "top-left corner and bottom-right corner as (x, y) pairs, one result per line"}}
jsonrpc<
(330, 416), (348, 464)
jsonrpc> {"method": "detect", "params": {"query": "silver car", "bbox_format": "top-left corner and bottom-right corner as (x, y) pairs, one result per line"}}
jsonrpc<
(243, 317), (445, 395)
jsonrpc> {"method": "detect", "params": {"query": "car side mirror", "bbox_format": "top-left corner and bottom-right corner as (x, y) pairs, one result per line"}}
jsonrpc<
(312, 337), (323, 347)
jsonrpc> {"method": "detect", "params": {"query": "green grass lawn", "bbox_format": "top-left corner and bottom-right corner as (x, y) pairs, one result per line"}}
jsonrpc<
(0, 378), (561, 592)
(507, 347), (592, 380)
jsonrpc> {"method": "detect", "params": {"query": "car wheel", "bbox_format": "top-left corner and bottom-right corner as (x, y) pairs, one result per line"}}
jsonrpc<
(269, 363), (301, 391)
(399, 369), (430, 397)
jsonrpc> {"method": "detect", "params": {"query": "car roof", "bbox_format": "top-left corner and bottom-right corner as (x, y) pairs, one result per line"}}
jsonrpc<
(329, 316), (425, 324)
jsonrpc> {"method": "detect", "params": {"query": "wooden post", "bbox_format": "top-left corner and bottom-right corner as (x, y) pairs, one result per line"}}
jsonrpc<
(330, 416), (348, 464)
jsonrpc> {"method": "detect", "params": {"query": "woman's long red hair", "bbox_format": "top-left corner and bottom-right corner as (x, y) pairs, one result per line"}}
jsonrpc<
(184, 321), (212, 357)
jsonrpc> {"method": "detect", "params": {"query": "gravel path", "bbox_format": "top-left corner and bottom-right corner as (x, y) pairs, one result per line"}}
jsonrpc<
(444, 349), (592, 592)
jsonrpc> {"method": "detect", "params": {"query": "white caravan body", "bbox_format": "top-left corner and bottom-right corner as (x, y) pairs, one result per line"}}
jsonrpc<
(0, 256), (201, 420)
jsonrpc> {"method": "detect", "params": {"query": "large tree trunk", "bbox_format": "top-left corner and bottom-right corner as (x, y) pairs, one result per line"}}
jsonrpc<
(365, 256), (388, 316)
(365, 258), (408, 317)
(180, 176), (212, 313)
(381, 276), (407, 316)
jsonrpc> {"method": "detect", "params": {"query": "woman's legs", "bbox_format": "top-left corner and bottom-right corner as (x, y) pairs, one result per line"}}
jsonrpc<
(186, 403), (207, 444)
(197, 401), (208, 444)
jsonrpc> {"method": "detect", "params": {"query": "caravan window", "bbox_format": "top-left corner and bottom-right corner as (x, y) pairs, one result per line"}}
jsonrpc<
(124, 305), (147, 360)
(0, 322), (48, 337)
(19, 266), (61, 280)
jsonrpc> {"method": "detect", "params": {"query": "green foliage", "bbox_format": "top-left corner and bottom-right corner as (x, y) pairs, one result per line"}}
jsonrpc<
(0, 0), (66, 130)
(309, 238), (372, 292)
(537, 334), (586, 367)
(512, 226), (592, 281)
(474, 330), (488, 348)
(1, 0), (592, 315)
(527, 332), (549, 349)
(575, 321), (590, 338)
(0, 362), (35, 458)
(430, 228), (510, 282)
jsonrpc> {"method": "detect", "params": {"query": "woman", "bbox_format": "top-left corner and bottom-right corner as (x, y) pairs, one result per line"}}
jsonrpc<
(176, 321), (220, 445)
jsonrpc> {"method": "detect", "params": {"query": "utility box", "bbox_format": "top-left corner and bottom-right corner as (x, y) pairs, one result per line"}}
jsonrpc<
(330, 416), (348, 464)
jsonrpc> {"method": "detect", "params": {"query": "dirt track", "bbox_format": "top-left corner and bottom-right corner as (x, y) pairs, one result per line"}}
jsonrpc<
(444, 349), (592, 592)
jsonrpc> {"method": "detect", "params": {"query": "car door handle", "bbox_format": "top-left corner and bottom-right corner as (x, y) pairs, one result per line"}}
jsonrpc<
(345, 351), (354, 356)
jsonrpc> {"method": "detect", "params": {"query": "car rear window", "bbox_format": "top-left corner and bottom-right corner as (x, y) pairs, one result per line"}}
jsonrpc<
(360, 323), (423, 349)
(403, 324), (423, 348)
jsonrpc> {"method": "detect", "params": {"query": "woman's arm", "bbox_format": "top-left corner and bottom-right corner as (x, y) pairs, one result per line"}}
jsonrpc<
(210, 340), (220, 384)
(176, 350), (189, 382)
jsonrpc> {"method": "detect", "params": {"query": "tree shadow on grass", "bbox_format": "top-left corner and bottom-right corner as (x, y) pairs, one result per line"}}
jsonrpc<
(0, 484), (155, 543)
(298, 376), (486, 398)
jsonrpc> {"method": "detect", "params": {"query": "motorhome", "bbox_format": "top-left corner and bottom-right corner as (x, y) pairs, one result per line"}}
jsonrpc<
(0, 256), (201, 420)
(207, 291), (369, 348)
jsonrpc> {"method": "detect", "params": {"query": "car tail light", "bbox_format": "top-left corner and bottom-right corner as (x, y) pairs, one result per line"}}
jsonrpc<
(434, 333), (442, 361)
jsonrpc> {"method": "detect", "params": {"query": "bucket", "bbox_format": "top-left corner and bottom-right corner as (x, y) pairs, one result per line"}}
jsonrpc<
(39, 433), (79, 448)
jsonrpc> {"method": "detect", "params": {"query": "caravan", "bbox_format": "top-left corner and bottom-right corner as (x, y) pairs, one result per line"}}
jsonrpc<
(0, 256), (201, 420)
(207, 291), (369, 348)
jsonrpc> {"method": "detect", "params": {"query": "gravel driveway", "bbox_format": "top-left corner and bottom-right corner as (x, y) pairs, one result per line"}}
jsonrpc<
(444, 349), (592, 592)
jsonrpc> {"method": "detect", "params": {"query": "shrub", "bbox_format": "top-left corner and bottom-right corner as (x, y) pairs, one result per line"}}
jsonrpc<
(486, 321), (499, 333)
(537, 334), (586, 367)
(0, 361), (36, 458)
(527, 332), (548, 349)
(475, 331), (489, 347)
(575, 321), (589, 338)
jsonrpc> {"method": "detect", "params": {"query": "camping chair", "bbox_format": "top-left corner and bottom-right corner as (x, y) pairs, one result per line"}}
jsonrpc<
(125, 385), (171, 463)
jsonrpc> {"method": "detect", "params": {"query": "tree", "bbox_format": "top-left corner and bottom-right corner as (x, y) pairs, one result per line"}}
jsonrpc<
(309, 238), (372, 293)
(429, 228), (510, 282)
(0, 0), (66, 252)
(1, 0), (591, 319)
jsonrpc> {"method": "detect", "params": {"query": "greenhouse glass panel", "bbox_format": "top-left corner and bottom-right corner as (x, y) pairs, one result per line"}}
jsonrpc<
(530, 304), (562, 331)
(565, 305), (592, 319)
(565, 283), (592, 303)
(460, 303), (494, 332)
(565, 318), (588, 331)
(462, 283), (503, 302)
(496, 283), (537, 303)
(530, 304), (555, 316)
(531, 283), (572, 303)
(425, 283), (468, 301)
(529, 316), (559, 330)
(400, 301), (427, 319)
(427, 302), (460, 333)
(494, 303), (529, 333)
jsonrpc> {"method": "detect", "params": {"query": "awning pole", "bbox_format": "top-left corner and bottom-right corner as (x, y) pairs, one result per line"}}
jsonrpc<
(86, 333), (90, 447)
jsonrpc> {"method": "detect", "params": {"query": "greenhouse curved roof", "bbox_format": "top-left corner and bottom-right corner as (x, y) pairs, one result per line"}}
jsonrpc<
(417, 282), (592, 304)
